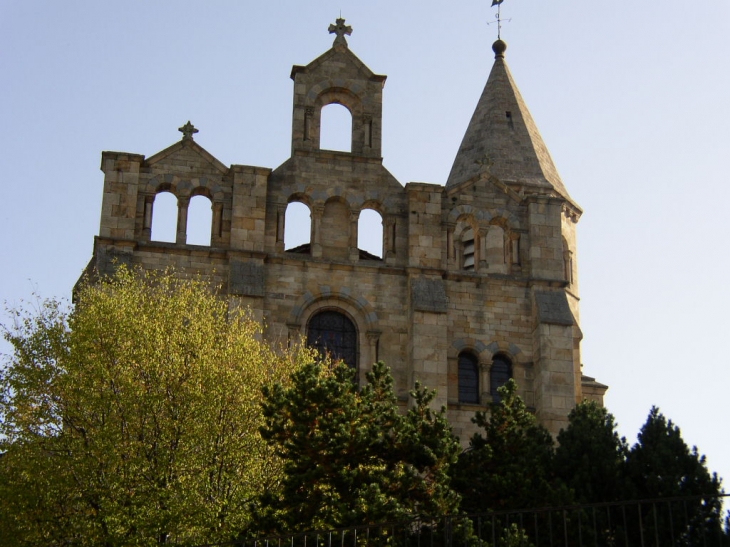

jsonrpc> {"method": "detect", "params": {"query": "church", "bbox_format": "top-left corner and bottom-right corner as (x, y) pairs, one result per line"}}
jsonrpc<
(79, 18), (606, 438)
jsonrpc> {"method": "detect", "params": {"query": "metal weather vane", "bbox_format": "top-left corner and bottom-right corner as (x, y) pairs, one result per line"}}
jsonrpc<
(488, 0), (511, 40)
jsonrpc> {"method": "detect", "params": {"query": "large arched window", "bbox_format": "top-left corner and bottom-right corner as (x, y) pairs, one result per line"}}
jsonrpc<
(284, 201), (311, 252)
(490, 354), (513, 402)
(150, 191), (177, 243)
(186, 194), (212, 246)
(358, 208), (383, 259)
(307, 310), (357, 370)
(320, 103), (352, 152)
(458, 351), (479, 404)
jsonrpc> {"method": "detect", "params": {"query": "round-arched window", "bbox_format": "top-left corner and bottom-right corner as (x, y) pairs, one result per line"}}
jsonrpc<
(307, 310), (358, 369)
(458, 351), (479, 404)
(490, 354), (513, 402)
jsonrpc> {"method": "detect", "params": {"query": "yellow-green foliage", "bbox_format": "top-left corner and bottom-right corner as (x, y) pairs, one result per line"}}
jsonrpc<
(0, 268), (314, 546)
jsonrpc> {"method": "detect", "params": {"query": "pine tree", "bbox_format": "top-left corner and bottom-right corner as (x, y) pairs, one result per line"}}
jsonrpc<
(624, 407), (727, 545)
(555, 400), (629, 503)
(255, 360), (461, 534)
(452, 380), (562, 513)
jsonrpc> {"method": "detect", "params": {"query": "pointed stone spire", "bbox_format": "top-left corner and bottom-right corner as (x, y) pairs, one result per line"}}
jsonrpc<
(446, 40), (574, 204)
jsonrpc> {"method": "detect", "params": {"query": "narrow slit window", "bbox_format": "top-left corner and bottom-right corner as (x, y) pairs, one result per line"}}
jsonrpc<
(462, 229), (475, 270)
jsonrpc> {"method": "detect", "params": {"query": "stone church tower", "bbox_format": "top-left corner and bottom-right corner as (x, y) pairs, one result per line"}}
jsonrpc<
(80, 20), (606, 438)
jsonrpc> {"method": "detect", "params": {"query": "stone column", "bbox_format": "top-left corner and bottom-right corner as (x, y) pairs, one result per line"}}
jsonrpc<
(176, 197), (189, 245)
(479, 361), (491, 404)
(384, 216), (396, 264)
(349, 212), (360, 262)
(211, 202), (223, 246)
(367, 330), (381, 363)
(142, 195), (154, 241)
(311, 204), (324, 258)
(446, 224), (455, 265)
(276, 205), (286, 253)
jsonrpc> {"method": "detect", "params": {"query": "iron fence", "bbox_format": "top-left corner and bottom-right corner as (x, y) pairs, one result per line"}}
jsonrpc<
(197, 494), (729, 547)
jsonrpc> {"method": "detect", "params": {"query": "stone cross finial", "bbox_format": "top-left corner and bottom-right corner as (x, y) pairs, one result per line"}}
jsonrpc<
(328, 17), (352, 47)
(178, 121), (199, 141)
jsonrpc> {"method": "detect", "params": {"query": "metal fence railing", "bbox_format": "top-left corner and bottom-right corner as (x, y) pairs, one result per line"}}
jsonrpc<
(199, 494), (729, 547)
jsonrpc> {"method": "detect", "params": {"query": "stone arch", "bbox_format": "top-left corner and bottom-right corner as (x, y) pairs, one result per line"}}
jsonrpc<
(145, 175), (224, 201)
(149, 190), (177, 243)
(358, 206), (384, 259)
(457, 350), (480, 404)
(319, 103), (353, 152)
(186, 194), (213, 246)
(483, 341), (525, 402)
(144, 176), (225, 245)
(452, 214), (480, 271)
(286, 191), (314, 209)
(309, 84), (365, 115)
(449, 338), (492, 405)
(284, 198), (312, 252)
(312, 88), (363, 152)
(360, 199), (385, 216)
(288, 288), (380, 383)
(307, 309), (358, 371)
(450, 339), (526, 404)
(190, 186), (212, 199)
(288, 288), (379, 330)
(447, 205), (521, 230)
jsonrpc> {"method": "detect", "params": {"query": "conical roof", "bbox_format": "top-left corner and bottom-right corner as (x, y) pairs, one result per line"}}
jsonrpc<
(446, 40), (574, 204)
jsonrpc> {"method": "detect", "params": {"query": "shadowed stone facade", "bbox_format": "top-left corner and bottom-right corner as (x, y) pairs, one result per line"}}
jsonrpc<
(80, 22), (606, 439)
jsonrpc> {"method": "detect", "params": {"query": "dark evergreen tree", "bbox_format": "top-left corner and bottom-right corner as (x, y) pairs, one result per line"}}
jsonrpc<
(452, 380), (563, 514)
(555, 400), (629, 503)
(624, 407), (727, 545)
(254, 360), (461, 534)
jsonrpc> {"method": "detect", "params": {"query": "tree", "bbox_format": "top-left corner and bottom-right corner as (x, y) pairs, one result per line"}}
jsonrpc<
(555, 400), (629, 503)
(623, 407), (727, 545)
(254, 360), (461, 534)
(0, 268), (310, 546)
(452, 380), (562, 514)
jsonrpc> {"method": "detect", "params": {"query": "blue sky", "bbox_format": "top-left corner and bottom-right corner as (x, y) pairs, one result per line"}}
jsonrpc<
(1, 1), (729, 491)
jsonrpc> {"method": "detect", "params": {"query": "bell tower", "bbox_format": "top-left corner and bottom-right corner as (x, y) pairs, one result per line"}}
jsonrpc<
(289, 17), (386, 158)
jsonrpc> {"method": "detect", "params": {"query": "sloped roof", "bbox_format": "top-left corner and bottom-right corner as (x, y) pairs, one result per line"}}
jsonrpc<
(145, 135), (228, 175)
(446, 40), (573, 204)
(290, 43), (386, 84)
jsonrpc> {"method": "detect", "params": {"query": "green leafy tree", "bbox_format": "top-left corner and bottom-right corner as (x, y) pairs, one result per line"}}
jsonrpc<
(0, 268), (311, 546)
(254, 360), (461, 534)
(452, 380), (562, 514)
(555, 400), (629, 503)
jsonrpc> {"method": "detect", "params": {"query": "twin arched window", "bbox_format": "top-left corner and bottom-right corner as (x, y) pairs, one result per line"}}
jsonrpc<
(458, 351), (513, 404)
(149, 191), (213, 246)
(283, 201), (384, 259)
